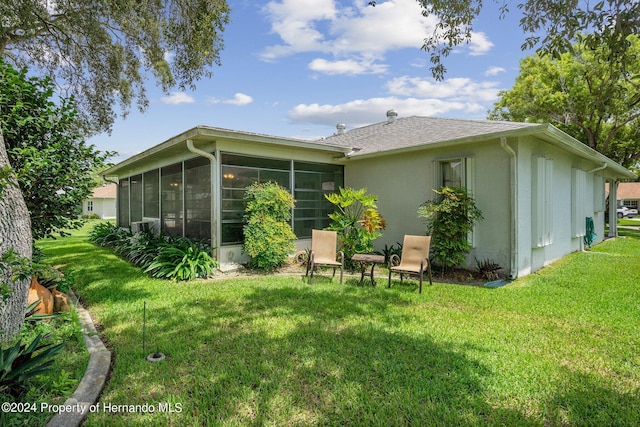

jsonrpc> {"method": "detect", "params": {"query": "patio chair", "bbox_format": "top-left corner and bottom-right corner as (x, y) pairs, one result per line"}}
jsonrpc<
(388, 235), (432, 293)
(306, 229), (344, 284)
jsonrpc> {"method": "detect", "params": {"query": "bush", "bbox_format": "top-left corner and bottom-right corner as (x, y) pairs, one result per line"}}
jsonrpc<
(242, 182), (296, 271)
(89, 222), (217, 281)
(325, 187), (386, 270)
(417, 187), (483, 270)
(145, 237), (216, 281)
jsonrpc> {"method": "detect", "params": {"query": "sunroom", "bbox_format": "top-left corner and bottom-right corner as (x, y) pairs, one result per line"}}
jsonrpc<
(103, 126), (349, 265)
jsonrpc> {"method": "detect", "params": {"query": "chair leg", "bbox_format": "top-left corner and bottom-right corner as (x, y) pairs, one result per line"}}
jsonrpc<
(427, 263), (433, 286)
(419, 271), (423, 294)
(339, 265), (343, 284)
(388, 269), (392, 288)
(309, 262), (315, 284)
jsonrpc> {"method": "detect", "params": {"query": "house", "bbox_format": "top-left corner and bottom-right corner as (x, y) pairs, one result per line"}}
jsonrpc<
(101, 112), (635, 278)
(83, 184), (117, 219)
(606, 182), (640, 210)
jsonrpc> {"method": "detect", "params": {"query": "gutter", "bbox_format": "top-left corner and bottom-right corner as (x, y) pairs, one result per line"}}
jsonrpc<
(186, 139), (218, 259)
(500, 137), (518, 279)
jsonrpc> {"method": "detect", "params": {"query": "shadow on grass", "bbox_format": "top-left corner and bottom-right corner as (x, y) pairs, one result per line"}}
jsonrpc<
(111, 285), (538, 426)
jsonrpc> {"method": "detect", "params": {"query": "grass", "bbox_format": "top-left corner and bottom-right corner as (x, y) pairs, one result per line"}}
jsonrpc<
(32, 221), (640, 426)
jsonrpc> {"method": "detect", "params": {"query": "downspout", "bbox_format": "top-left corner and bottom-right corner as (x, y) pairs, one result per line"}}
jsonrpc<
(186, 139), (218, 259)
(500, 137), (518, 279)
(583, 163), (607, 251)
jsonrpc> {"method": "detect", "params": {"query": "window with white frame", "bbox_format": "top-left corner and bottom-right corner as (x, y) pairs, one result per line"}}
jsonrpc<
(571, 168), (587, 237)
(87, 200), (93, 212)
(434, 157), (476, 245)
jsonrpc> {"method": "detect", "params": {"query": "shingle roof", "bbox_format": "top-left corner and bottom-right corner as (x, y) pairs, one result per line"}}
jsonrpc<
(319, 116), (541, 156)
(616, 182), (640, 200)
(91, 184), (117, 198)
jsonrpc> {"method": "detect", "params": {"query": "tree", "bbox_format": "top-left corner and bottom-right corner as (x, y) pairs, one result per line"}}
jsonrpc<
(1, 59), (113, 240)
(1, 0), (230, 134)
(0, 1), (229, 340)
(368, 0), (640, 81)
(489, 37), (640, 168)
(0, 136), (31, 342)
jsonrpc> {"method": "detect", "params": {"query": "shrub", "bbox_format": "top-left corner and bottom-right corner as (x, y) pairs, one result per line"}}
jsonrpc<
(145, 237), (216, 281)
(417, 187), (483, 270)
(325, 187), (386, 269)
(242, 182), (296, 271)
(90, 222), (217, 281)
(0, 333), (66, 396)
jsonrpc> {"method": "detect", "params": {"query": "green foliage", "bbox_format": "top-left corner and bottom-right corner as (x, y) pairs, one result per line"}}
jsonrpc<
(374, 242), (403, 264)
(0, 333), (66, 396)
(89, 222), (217, 281)
(1, 0), (230, 134)
(325, 187), (386, 269)
(145, 238), (216, 281)
(368, 1), (639, 83)
(418, 187), (483, 270)
(0, 59), (113, 239)
(489, 37), (640, 167)
(242, 182), (296, 271)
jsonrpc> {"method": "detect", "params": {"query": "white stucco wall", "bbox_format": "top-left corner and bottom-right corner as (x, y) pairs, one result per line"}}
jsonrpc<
(84, 198), (116, 219)
(343, 135), (610, 278)
(343, 139), (513, 273)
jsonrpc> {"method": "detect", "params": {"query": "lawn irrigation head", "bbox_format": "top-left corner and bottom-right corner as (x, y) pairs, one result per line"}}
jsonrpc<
(143, 301), (166, 362)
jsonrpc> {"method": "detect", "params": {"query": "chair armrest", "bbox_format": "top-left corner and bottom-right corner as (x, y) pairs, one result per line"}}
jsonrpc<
(337, 251), (344, 265)
(389, 254), (400, 268)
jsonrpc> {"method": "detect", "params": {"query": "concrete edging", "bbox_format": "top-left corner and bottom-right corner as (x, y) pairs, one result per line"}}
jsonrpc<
(47, 291), (111, 427)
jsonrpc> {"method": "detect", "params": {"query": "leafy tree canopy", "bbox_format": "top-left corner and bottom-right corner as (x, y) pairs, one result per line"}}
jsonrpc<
(489, 36), (640, 168)
(369, 0), (639, 81)
(0, 59), (112, 239)
(1, 0), (230, 134)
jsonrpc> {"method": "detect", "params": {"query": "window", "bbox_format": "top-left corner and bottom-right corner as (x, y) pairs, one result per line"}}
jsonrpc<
(118, 178), (130, 226)
(441, 160), (464, 188)
(161, 163), (183, 235)
(144, 169), (160, 218)
(221, 153), (291, 245)
(293, 161), (344, 238)
(532, 156), (553, 247)
(130, 174), (143, 222)
(87, 200), (93, 212)
(185, 157), (211, 243)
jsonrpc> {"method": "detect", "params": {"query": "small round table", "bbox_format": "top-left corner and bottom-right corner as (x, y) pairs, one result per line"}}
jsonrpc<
(351, 254), (386, 286)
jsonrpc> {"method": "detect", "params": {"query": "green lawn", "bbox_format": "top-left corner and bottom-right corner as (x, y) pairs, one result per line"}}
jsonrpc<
(36, 223), (640, 426)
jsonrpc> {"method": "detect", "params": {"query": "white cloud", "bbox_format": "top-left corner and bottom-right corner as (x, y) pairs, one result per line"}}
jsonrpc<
(261, 0), (494, 75)
(386, 76), (501, 103)
(225, 93), (254, 106)
(308, 58), (388, 75)
(467, 32), (494, 56)
(160, 92), (195, 105)
(207, 93), (254, 106)
(289, 74), (503, 128)
(485, 66), (506, 76)
(289, 96), (484, 128)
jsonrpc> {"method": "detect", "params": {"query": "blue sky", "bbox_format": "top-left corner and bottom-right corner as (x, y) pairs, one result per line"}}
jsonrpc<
(89, 0), (533, 163)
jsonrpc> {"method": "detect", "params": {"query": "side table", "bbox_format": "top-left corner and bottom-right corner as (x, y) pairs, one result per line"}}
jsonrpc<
(351, 254), (386, 286)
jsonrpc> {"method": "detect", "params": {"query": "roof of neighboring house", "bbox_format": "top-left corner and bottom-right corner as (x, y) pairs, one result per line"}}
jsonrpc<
(91, 184), (117, 199)
(614, 182), (640, 200)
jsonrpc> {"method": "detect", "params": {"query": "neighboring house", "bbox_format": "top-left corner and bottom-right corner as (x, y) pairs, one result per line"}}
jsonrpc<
(83, 184), (117, 219)
(102, 112), (635, 278)
(609, 182), (640, 210)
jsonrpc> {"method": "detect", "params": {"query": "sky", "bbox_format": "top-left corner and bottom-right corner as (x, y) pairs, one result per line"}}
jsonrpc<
(89, 0), (534, 163)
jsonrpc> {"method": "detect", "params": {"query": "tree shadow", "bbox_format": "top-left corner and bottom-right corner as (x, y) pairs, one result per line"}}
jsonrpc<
(108, 285), (538, 425)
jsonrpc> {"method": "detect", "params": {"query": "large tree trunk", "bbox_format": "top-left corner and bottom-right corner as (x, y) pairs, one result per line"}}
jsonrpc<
(0, 127), (32, 342)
